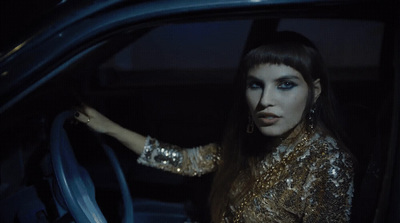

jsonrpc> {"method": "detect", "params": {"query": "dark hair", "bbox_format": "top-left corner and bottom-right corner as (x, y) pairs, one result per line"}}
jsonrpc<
(210, 31), (341, 222)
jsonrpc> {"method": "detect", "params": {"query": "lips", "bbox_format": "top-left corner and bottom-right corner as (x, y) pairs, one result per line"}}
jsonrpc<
(256, 112), (280, 125)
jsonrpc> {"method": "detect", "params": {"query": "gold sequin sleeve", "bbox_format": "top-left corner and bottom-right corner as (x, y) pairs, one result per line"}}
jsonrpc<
(302, 140), (354, 222)
(137, 136), (221, 176)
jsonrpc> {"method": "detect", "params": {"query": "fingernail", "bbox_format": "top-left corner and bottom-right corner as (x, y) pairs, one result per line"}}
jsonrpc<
(74, 112), (80, 117)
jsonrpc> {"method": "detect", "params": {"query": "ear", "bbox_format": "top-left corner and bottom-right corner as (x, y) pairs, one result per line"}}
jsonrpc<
(313, 79), (322, 103)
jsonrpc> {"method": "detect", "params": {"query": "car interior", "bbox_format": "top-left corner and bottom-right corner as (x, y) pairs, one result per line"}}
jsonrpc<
(0, 14), (397, 223)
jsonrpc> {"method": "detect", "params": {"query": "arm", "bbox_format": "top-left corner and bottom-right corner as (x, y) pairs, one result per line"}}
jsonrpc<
(137, 136), (221, 176)
(74, 106), (146, 155)
(74, 106), (221, 176)
(302, 149), (354, 223)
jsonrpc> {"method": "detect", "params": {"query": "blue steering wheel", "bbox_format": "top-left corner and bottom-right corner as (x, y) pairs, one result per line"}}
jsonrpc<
(50, 111), (134, 223)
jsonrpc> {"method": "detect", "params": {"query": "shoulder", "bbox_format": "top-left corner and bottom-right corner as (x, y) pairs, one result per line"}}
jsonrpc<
(307, 133), (354, 174)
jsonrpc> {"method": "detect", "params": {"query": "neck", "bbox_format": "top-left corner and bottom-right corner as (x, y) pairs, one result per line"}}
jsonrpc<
(265, 122), (309, 149)
(245, 122), (310, 157)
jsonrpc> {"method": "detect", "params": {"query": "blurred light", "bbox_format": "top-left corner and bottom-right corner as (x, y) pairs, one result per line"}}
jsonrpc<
(0, 41), (27, 61)
(58, 0), (67, 6)
(1, 71), (9, 77)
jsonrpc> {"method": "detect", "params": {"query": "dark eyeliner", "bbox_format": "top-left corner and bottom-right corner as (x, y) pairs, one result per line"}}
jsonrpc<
(277, 79), (297, 90)
(247, 81), (262, 89)
(246, 77), (263, 89)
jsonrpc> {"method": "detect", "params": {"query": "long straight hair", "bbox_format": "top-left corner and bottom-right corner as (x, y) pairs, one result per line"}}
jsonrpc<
(209, 31), (341, 222)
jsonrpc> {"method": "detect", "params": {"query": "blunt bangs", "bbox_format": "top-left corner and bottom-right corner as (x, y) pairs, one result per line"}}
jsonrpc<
(243, 43), (317, 83)
(242, 31), (324, 84)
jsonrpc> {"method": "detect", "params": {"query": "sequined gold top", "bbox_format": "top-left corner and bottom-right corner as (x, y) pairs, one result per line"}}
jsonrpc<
(137, 132), (354, 223)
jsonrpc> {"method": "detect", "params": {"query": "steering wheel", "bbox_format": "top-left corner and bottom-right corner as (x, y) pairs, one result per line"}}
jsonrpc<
(50, 111), (134, 223)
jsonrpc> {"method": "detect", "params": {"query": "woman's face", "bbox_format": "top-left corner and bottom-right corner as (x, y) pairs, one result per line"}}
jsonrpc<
(246, 63), (320, 137)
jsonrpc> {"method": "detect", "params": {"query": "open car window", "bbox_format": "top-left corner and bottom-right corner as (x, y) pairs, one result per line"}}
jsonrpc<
(98, 20), (252, 86)
(96, 18), (384, 89)
(87, 18), (392, 222)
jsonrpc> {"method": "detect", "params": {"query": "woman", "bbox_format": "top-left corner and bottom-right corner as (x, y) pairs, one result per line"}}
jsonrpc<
(74, 31), (354, 222)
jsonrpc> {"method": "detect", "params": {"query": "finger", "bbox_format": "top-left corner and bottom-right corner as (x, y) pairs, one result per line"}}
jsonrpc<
(73, 104), (91, 117)
(68, 117), (79, 125)
(74, 111), (91, 124)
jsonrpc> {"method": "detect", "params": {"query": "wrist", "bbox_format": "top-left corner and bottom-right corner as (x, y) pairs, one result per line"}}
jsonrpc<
(104, 122), (123, 136)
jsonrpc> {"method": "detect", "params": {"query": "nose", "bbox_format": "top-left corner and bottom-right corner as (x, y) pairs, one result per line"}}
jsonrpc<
(259, 87), (275, 108)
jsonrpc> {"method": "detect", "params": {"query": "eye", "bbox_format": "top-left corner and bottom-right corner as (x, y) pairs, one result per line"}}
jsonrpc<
(247, 81), (263, 90)
(277, 80), (297, 90)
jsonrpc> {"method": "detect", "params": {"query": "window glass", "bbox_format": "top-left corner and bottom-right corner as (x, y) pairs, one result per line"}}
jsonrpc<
(99, 20), (251, 85)
(100, 20), (252, 84)
(100, 18), (384, 85)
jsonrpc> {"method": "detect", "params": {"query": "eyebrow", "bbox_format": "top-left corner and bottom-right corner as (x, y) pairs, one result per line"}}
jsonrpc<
(246, 76), (260, 82)
(275, 75), (301, 81)
(246, 75), (301, 82)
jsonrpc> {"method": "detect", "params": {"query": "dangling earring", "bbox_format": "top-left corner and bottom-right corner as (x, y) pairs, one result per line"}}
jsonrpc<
(247, 115), (254, 133)
(308, 106), (316, 130)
